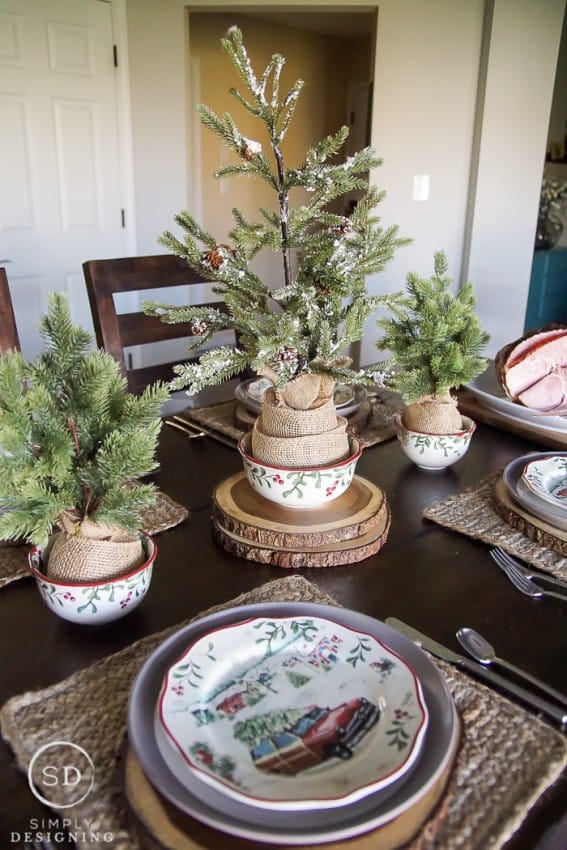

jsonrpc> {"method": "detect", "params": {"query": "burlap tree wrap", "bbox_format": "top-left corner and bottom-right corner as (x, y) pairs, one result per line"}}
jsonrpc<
(259, 388), (337, 435)
(259, 368), (335, 410)
(46, 514), (145, 582)
(251, 374), (350, 467)
(403, 394), (463, 434)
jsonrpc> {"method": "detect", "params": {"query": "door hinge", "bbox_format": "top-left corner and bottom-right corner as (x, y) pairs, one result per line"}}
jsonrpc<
(113, 44), (118, 67)
(121, 209), (126, 228)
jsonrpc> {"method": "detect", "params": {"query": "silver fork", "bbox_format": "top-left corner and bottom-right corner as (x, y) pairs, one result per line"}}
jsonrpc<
(490, 549), (567, 601)
(491, 547), (567, 593)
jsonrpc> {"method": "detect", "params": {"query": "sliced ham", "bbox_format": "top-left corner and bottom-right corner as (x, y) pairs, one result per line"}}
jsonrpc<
(495, 324), (567, 412)
(516, 369), (567, 412)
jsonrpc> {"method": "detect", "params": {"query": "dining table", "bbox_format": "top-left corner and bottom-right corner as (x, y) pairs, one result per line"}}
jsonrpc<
(0, 411), (565, 850)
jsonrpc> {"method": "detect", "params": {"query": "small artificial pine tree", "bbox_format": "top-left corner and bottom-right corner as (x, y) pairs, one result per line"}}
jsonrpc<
(376, 251), (489, 405)
(0, 293), (169, 546)
(145, 27), (409, 394)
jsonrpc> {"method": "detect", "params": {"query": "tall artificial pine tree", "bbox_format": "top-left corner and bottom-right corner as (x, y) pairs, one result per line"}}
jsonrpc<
(145, 27), (409, 394)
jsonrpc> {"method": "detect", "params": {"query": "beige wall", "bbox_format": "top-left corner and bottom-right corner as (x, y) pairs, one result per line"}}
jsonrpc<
(124, 0), (565, 364)
(547, 8), (567, 157)
(125, 0), (188, 252)
(367, 0), (484, 363)
(465, 0), (564, 354)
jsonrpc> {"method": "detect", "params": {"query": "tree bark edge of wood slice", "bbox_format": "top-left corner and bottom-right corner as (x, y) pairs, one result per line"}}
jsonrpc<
(212, 504), (391, 568)
(493, 477), (567, 556)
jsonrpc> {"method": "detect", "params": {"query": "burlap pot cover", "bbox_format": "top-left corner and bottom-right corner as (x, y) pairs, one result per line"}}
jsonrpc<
(251, 416), (349, 468)
(46, 526), (145, 583)
(403, 395), (463, 434)
(259, 388), (338, 437)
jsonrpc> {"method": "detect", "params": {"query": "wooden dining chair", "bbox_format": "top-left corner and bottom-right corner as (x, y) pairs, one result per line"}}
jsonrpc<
(0, 267), (21, 353)
(83, 254), (235, 395)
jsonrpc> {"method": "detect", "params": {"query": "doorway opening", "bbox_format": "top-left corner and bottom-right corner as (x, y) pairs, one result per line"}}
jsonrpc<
(187, 9), (377, 292)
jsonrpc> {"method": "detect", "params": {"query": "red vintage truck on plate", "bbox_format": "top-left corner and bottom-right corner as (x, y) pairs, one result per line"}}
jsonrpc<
(250, 697), (380, 775)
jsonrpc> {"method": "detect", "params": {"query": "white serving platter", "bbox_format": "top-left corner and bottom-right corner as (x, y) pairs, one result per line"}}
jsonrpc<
(466, 363), (567, 435)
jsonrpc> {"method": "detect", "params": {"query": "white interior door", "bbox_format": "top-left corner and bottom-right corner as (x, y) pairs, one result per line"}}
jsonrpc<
(0, 0), (127, 358)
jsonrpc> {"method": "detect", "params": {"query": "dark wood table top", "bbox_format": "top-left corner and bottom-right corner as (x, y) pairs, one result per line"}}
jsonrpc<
(1, 421), (566, 848)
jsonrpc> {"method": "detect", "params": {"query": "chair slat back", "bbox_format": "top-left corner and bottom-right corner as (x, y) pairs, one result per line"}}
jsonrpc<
(83, 255), (231, 394)
(0, 267), (21, 354)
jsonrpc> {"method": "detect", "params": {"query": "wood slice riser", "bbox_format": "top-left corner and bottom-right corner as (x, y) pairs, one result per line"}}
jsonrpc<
(212, 474), (387, 548)
(212, 473), (390, 567)
(212, 516), (390, 568)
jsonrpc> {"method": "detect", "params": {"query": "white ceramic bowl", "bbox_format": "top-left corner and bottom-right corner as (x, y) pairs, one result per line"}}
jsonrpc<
(28, 533), (157, 625)
(238, 433), (361, 508)
(395, 414), (476, 471)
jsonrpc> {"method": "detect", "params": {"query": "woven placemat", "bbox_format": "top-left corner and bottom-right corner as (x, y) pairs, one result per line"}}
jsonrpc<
(0, 543), (30, 589)
(423, 473), (567, 581)
(140, 491), (189, 536)
(1, 575), (566, 850)
(0, 491), (189, 590)
(182, 394), (402, 450)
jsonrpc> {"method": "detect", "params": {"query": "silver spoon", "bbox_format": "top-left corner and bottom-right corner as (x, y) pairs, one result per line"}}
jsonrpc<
(456, 627), (567, 708)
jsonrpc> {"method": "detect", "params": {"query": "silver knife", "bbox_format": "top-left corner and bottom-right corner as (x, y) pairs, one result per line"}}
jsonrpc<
(525, 569), (567, 595)
(385, 617), (567, 727)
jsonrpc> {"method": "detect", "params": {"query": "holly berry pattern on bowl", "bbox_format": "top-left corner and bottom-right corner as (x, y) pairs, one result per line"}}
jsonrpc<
(28, 533), (157, 624)
(238, 434), (361, 508)
(395, 415), (476, 471)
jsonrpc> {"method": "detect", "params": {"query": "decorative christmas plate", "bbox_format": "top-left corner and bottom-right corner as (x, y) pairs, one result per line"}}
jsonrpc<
(522, 456), (567, 510)
(503, 453), (567, 533)
(157, 615), (428, 811)
(128, 602), (458, 844)
(246, 377), (273, 401)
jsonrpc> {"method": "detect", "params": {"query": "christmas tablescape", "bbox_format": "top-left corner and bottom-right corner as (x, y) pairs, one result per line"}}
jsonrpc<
(0, 28), (565, 850)
(1, 390), (566, 848)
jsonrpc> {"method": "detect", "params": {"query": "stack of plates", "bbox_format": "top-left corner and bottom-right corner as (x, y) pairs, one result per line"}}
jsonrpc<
(503, 452), (567, 533)
(127, 602), (459, 845)
(235, 378), (367, 418)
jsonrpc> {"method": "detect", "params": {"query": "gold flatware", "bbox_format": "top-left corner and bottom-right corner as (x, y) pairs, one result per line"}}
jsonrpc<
(167, 415), (237, 449)
(165, 419), (205, 439)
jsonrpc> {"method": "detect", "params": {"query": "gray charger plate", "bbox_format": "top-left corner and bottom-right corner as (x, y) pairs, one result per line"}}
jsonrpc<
(503, 452), (567, 532)
(128, 602), (458, 845)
